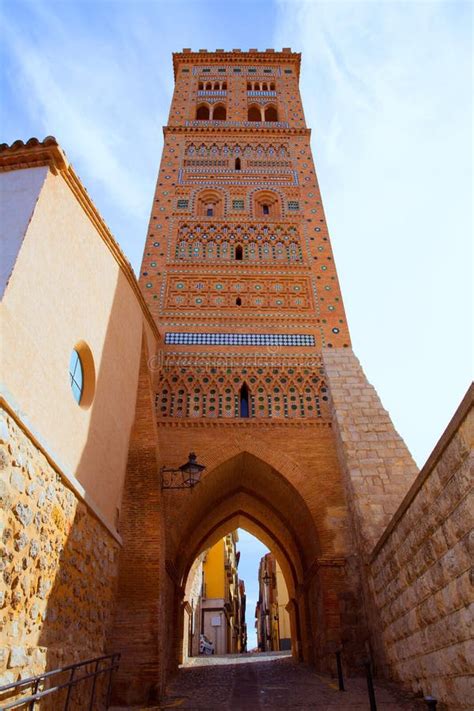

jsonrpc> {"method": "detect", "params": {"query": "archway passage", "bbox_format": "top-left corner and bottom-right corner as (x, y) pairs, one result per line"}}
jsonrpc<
(182, 528), (292, 661)
(110, 438), (368, 705)
(157, 446), (365, 683)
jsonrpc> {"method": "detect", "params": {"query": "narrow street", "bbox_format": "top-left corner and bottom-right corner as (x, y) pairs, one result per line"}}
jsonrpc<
(158, 653), (421, 709)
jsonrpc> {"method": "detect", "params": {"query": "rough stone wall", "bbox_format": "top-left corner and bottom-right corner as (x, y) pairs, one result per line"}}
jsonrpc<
(369, 387), (473, 709)
(0, 404), (120, 704)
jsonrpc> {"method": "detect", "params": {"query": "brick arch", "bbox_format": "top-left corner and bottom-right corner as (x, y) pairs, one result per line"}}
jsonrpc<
(178, 491), (304, 596)
(247, 186), (287, 218)
(167, 451), (321, 668)
(195, 188), (224, 217)
(190, 431), (304, 483)
(188, 186), (231, 216)
(168, 447), (322, 587)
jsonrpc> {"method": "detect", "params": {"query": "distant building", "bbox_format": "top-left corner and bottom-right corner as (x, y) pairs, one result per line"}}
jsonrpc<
(238, 580), (247, 653)
(183, 553), (206, 658)
(196, 531), (244, 655)
(256, 553), (291, 652)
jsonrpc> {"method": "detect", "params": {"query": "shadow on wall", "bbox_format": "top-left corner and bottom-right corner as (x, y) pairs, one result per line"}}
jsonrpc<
(105, 338), (166, 706)
(0, 270), (157, 707)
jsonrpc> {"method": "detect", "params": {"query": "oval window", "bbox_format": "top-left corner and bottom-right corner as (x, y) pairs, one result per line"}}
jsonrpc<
(68, 342), (95, 408)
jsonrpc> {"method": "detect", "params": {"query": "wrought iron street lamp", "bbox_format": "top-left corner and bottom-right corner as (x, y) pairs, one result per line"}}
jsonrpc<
(161, 452), (206, 490)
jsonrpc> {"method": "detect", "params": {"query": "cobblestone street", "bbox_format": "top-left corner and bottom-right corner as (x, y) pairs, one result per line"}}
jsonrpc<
(158, 653), (421, 710)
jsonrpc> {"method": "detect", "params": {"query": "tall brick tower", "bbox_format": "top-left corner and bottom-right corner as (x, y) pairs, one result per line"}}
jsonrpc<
(141, 48), (350, 374)
(124, 49), (418, 700)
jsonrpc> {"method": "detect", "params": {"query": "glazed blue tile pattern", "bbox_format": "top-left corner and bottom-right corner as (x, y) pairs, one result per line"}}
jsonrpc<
(164, 332), (315, 346)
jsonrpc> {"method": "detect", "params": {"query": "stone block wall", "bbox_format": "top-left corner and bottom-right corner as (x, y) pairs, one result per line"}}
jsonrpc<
(323, 348), (419, 558)
(0, 404), (120, 705)
(369, 386), (473, 709)
(323, 347), (420, 671)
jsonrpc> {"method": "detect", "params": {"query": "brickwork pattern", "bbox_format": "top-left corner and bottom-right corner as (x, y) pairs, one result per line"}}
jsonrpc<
(107, 342), (166, 705)
(155, 354), (330, 419)
(140, 49), (350, 349)
(0, 406), (119, 698)
(370, 394), (473, 709)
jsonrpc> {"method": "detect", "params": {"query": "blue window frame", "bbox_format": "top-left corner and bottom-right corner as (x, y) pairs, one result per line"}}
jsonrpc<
(69, 349), (84, 404)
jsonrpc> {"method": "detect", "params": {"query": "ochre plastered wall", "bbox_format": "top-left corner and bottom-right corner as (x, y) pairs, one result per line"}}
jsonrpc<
(1, 164), (157, 530)
(0, 139), (160, 702)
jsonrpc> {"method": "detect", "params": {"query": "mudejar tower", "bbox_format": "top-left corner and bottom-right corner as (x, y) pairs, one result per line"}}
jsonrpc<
(119, 49), (418, 700)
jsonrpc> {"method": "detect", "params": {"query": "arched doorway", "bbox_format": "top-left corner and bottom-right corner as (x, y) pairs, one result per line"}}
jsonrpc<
(181, 528), (293, 661)
(110, 435), (367, 705)
(163, 450), (324, 675)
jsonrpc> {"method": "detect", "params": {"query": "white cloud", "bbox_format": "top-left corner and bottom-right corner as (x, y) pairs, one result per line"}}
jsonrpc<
(2, 0), (187, 270)
(273, 0), (473, 464)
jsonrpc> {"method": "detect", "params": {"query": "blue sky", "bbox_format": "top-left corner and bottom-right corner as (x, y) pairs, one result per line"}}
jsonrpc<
(2, 0), (472, 650)
(236, 530), (269, 650)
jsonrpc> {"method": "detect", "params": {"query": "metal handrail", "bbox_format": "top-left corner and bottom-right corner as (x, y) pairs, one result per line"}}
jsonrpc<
(0, 652), (120, 710)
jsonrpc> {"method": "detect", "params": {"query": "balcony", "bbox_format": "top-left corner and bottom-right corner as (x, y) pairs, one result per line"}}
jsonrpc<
(197, 90), (227, 97)
(185, 120), (289, 129)
(247, 91), (277, 97)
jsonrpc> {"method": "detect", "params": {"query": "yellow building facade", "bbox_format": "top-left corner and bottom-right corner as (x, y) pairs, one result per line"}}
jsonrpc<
(200, 532), (243, 655)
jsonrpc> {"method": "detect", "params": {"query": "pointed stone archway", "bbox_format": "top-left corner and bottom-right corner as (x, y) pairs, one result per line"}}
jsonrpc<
(110, 427), (369, 705)
(160, 447), (365, 679)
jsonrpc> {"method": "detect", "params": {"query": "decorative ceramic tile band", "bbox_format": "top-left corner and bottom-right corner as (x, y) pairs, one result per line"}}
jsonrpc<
(164, 332), (315, 346)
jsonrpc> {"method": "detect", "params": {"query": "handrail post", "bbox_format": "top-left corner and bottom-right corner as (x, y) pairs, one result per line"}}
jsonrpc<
(335, 650), (345, 691)
(363, 658), (377, 711)
(105, 654), (117, 708)
(0, 652), (120, 710)
(63, 667), (76, 711)
(88, 659), (100, 711)
(29, 678), (40, 711)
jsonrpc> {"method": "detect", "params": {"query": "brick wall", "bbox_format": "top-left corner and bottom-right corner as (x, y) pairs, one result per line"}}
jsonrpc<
(369, 385), (473, 708)
(107, 340), (166, 705)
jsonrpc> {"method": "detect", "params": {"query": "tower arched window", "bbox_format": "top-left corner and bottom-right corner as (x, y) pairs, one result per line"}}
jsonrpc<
(214, 82), (219, 90)
(262, 82), (268, 91)
(206, 82), (212, 90)
(196, 104), (210, 120)
(213, 104), (226, 121)
(239, 383), (250, 418)
(222, 82), (227, 90)
(248, 105), (261, 122)
(235, 245), (243, 260)
(198, 82), (204, 90)
(265, 105), (278, 122)
(263, 204), (269, 215)
(236, 297), (242, 306)
(235, 157), (241, 171)
(247, 82), (252, 90)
